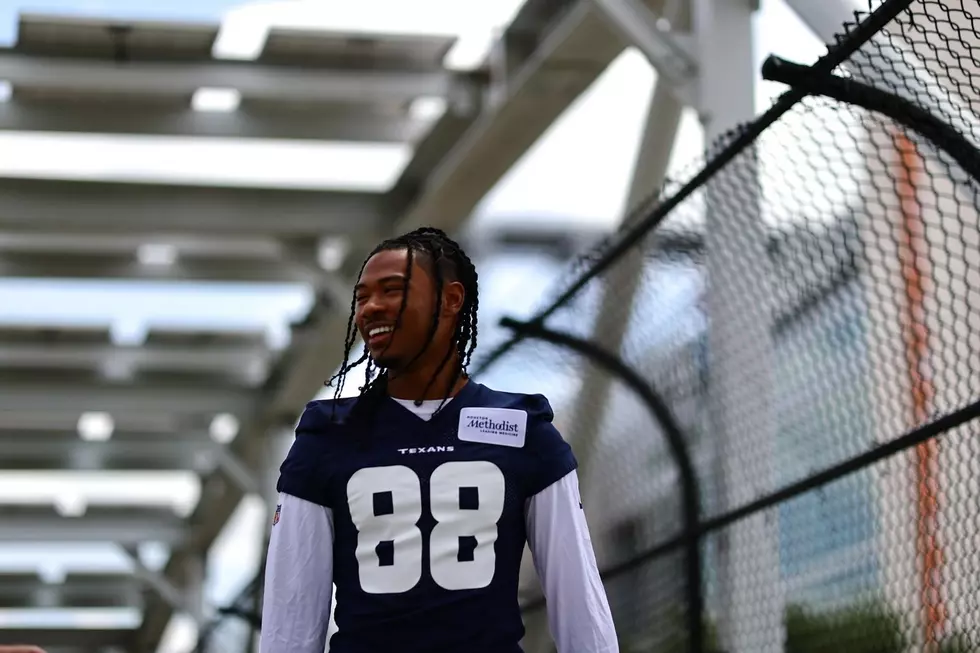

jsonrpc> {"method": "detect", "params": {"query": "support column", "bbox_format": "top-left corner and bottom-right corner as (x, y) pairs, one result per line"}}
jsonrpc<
(213, 444), (260, 496)
(695, 0), (783, 651)
(572, 77), (685, 508)
(590, 0), (699, 108)
(122, 545), (208, 628)
(523, 66), (685, 653)
(183, 551), (208, 625)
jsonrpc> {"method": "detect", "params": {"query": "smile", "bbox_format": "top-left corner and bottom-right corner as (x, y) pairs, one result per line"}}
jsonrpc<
(368, 326), (394, 338)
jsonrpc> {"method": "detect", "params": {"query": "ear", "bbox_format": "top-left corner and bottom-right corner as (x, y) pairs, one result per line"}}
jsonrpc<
(441, 281), (465, 317)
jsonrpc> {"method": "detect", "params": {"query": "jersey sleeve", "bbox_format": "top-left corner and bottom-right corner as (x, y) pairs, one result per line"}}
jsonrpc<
(526, 471), (619, 652)
(276, 401), (339, 508)
(260, 492), (335, 653)
(522, 393), (578, 497)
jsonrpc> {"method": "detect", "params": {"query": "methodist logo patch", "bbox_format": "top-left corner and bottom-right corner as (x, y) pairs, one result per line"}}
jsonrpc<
(457, 407), (527, 448)
(273, 503), (281, 526)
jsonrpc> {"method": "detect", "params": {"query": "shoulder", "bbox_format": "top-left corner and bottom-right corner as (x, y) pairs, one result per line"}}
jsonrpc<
(295, 397), (358, 432)
(278, 398), (357, 506)
(476, 385), (557, 427)
(285, 398), (356, 457)
(475, 385), (576, 496)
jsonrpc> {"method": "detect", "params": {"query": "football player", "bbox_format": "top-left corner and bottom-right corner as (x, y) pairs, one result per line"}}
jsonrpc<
(260, 227), (618, 653)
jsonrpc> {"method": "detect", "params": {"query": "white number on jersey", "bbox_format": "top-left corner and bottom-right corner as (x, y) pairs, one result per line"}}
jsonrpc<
(347, 465), (423, 594)
(346, 461), (506, 594)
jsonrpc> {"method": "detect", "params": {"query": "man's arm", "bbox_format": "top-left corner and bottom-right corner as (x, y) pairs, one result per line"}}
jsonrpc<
(259, 492), (334, 653)
(526, 470), (619, 653)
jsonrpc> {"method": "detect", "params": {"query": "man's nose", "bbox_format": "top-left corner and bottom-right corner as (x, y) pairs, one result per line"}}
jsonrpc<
(360, 292), (386, 318)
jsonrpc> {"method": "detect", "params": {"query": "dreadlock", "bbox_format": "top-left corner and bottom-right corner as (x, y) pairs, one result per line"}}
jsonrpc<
(326, 226), (480, 418)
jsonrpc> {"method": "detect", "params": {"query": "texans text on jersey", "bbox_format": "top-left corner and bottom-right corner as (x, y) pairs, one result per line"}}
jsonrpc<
(397, 446), (455, 455)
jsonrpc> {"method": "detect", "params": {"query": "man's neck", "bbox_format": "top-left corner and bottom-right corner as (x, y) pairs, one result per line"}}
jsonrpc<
(386, 362), (467, 401)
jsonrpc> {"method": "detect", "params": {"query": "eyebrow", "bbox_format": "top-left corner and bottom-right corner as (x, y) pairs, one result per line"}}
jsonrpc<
(354, 274), (407, 291)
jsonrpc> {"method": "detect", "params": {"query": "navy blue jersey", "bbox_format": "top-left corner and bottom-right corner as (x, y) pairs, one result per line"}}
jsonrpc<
(277, 381), (577, 653)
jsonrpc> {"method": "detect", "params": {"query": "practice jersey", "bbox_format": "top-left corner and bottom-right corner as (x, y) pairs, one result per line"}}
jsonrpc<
(276, 381), (578, 653)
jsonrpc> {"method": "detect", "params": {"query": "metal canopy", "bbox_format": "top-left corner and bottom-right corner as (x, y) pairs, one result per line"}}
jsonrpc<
(0, 100), (422, 141)
(18, 13), (454, 68)
(10, 13), (468, 138)
(0, 505), (191, 545)
(16, 13), (217, 59)
(0, 50), (467, 103)
(0, 428), (218, 472)
(0, 572), (144, 609)
(0, 178), (392, 237)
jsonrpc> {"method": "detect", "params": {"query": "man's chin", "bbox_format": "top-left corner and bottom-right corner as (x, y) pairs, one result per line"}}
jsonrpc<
(372, 353), (401, 370)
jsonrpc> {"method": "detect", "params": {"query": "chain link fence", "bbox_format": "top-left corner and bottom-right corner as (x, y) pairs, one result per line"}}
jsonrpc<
(477, 0), (980, 651)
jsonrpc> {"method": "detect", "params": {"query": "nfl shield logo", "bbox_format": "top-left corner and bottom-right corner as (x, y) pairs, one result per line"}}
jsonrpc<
(273, 504), (281, 526)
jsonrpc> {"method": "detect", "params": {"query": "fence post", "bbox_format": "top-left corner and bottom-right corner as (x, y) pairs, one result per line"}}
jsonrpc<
(692, 0), (785, 651)
(558, 78), (683, 527)
(500, 317), (705, 653)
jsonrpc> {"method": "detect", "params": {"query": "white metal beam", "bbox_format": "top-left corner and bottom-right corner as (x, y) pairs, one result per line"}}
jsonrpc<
(0, 50), (475, 104)
(0, 429), (218, 472)
(0, 252), (343, 286)
(0, 341), (269, 373)
(121, 546), (208, 626)
(0, 232), (283, 256)
(590, 0), (698, 106)
(0, 178), (391, 238)
(0, 506), (190, 545)
(211, 446), (261, 495)
(0, 572), (143, 609)
(0, 378), (256, 418)
(0, 409), (192, 435)
(0, 100), (420, 142)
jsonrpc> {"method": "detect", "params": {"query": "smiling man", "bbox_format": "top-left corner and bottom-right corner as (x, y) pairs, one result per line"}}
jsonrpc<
(260, 227), (618, 653)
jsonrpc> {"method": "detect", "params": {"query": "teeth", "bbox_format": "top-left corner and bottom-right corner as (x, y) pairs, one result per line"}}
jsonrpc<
(368, 326), (393, 338)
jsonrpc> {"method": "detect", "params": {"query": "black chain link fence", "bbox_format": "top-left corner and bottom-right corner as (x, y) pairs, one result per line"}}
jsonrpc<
(476, 0), (980, 651)
(193, 0), (980, 651)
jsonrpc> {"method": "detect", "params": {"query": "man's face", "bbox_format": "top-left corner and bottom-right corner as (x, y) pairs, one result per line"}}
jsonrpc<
(354, 248), (461, 370)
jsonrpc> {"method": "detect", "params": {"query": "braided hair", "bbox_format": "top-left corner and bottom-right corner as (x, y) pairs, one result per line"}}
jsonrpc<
(327, 227), (480, 417)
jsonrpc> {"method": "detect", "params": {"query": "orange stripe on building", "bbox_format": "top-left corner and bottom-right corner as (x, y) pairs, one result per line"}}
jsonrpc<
(892, 129), (945, 647)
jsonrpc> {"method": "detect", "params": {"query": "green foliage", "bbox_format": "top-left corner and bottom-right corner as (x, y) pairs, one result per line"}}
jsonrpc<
(615, 601), (976, 653)
(650, 614), (721, 653)
(784, 602), (906, 653)
(617, 606), (721, 653)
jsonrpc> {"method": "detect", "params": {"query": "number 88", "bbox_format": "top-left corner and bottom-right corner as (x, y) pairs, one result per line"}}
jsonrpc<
(346, 461), (506, 594)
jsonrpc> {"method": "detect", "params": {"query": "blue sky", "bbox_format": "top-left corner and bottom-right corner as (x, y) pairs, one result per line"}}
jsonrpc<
(0, 0), (838, 649)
